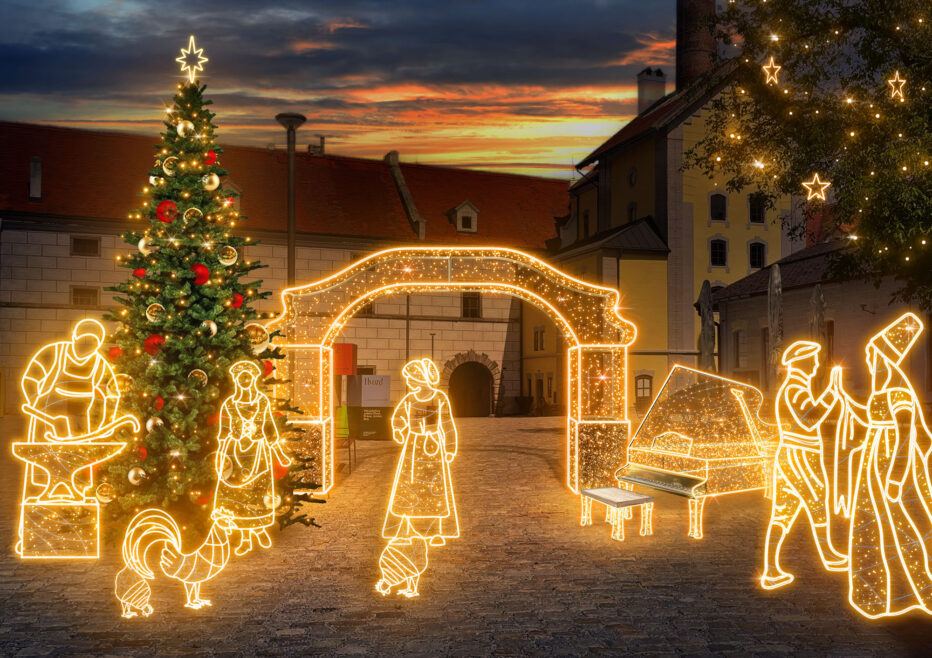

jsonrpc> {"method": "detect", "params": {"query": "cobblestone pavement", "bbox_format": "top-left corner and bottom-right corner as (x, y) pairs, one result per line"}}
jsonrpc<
(2, 415), (931, 656)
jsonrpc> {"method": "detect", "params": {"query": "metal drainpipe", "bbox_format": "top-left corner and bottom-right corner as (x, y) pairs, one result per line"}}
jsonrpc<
(275, 113), (306, 287)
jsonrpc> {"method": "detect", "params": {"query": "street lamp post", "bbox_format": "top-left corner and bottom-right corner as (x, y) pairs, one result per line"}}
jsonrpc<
(275, 112), (306, 288)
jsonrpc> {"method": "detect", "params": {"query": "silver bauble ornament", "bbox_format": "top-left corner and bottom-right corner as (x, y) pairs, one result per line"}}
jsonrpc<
(161, 156), (178, 177)
(188, 369), (208, 386)
(145, 417), (164, 433)
(127, 466), (148, 486)
(218, 246), (238, 266)
(263, 493), (281, 510)
(202, 173), (221, 191)
(176, 120), (195, 137)
(95, 482), (115, 503)
(244, 323), (270, 355)
(148, 175), (160, 186)
(138, 236), (157, 256)
(201, 320), (218, 336)
(145, 303), (165, 323)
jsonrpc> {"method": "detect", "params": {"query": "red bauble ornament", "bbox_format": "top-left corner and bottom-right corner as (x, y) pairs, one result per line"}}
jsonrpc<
(137, 445), (148, 460)
(190, 263), (210, 285)
(204, 150), (217, 166)
(156, 200), (178, 223)
(196, 493), (212, 505)
(207, 412), (220, 426)
(154, 396), (164, 410)
(107, 346), (123, 361)
(230, 293), (244, 308)
(262, 360), (275, 376)
(132, 268), (146, 278)
(144, 334), (165, 355)
(273, 462), (289, 480)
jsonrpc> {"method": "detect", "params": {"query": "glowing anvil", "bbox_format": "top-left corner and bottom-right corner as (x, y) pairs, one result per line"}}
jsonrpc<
(13, 441), (125, 559)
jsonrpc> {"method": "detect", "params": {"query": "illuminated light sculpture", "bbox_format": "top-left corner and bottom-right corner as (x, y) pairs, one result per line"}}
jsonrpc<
(213, 360), (291, 556)
(176, 35), (208, 84)
(762, 56), (782, 85)
(802, 173), (831, 201)
(761, 313), (932, 620)
(887, 70), (906, 100)
(114, 361), (287, 616)
(265, 247), (637, 500)
(618, 366), (778, 539)
(840, 313), (932, 618)
(376, 358), (457, 597)
(13, 319), (140, 559)
(761, 341), (847, 590)
(115, 506), (237, 616)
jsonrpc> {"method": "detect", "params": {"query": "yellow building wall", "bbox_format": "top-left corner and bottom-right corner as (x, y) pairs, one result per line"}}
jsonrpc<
(618, 255), (668, 418)
(520, 302), (563, 404)
(680, 108), (792, 347)
(608, 139), (656, 227)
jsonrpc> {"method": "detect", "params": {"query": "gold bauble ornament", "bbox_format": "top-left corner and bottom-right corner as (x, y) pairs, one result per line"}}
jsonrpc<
(244, 323), (270, 354)
(202, 173), (221, 191)
(145, 303), (165, 323)
(162, 156), (178, 177)
(218, 246), (238, 266)
(109, 373), (134, 396)
(95, 482), (115, 503)
(145, 417), (164, 433)
(127, 467), (148, 486)
(183, 207), (203, 223)
(138, 236), (157, 256)
(263, 493), (282, 510)
(201, 319), (218, 336)
(188, 369), (208, 386)
(176, 120), (195, 137)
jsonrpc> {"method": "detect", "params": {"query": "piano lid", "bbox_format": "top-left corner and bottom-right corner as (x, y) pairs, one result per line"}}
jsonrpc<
(631, 366), (778, 460)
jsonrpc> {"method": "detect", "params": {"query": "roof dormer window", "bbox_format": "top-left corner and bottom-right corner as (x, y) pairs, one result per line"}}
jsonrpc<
(450, 200), (479, 233)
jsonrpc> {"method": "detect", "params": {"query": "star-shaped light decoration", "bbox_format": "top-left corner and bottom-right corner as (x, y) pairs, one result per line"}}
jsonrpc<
(762, 57), (781, 85)
(802, 173), (831, 201)
(888, 70), (906, 100)
(176, 35), (208, 84)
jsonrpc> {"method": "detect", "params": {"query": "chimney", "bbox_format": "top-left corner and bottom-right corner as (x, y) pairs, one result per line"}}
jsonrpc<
(676, 0), (716, 91)
(307, 134), (325, 156)
(637, 68), (666, 113)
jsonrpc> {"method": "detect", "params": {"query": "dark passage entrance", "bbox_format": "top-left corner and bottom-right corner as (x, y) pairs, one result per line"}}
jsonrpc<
(448, 361), (494, 417)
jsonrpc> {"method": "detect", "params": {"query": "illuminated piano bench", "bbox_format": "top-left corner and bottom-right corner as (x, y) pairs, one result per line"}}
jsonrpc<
(580, 487), (654, 541)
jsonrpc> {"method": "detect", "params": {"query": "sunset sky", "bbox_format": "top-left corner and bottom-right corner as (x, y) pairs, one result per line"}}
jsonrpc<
(0, 0), (677, 179)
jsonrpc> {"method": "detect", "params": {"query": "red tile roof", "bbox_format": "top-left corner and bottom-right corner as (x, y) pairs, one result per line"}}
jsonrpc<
(0, 121), (568, 249)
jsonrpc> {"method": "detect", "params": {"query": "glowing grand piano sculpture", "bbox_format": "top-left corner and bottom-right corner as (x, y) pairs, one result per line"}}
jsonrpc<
(616, 366), (778, 538)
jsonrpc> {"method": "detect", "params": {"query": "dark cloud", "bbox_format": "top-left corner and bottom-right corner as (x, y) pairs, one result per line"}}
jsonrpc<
(0, 0), (676, 174)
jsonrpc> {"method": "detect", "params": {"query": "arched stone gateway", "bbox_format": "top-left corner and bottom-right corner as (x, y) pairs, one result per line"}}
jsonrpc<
(265, 246), (637, 496)
(442, 350), (500, 417)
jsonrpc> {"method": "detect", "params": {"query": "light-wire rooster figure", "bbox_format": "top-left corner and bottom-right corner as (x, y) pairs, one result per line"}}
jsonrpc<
(114, 506), (237, 617)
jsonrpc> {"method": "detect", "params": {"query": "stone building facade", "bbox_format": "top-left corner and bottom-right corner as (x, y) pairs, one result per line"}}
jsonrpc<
(0, 121), (566, 418)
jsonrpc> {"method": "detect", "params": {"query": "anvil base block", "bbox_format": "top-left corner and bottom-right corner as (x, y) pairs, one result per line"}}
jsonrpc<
(18, 501), (100, 559)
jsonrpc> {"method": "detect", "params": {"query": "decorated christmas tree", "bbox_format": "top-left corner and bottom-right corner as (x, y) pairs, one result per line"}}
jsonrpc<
(103, 37), (319, 535)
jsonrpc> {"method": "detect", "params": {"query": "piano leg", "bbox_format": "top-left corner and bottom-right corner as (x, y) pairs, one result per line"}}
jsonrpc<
(688, 498), (706, 539)
(640, 503), (653, 536)
(610, 508), (624, 541)
(580, 495), (592, 526)
(620, 481), (633, 520)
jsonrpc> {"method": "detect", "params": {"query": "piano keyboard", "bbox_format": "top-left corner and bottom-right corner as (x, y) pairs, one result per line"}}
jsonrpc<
(617, 465), (707, 499)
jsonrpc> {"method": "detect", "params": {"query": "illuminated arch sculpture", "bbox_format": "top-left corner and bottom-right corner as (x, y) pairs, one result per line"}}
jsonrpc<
(265, 247), (637, 495)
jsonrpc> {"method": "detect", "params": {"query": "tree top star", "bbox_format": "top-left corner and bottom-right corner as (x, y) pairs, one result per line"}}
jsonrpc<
(176, 35), (208, 84)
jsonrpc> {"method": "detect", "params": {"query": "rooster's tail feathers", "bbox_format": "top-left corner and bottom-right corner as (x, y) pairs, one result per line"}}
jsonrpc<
(122, 508), (182, 580)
